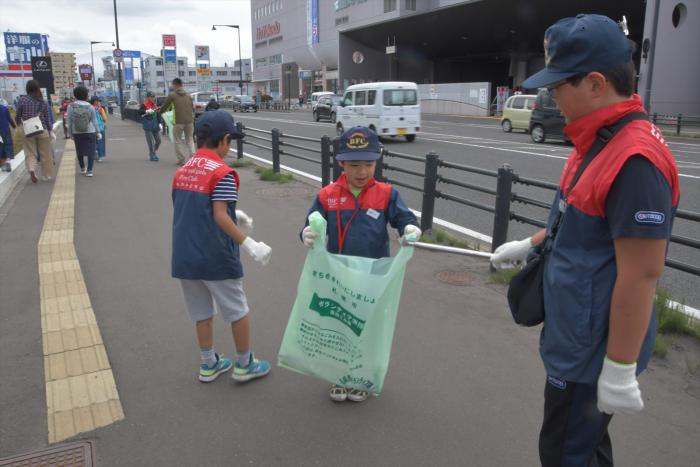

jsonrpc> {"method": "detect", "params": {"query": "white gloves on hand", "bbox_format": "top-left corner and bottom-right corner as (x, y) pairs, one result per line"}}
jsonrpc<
(490, 237), (532, 269)
(235, 210), (253, 232)
(597, 357), (644, 415)
(97, 132), (102, 140)
(146, 108), (155, 114)
(49, 131), (56, 142)
(302, 226), (319, 248)
(400, 224), (422, 245)
(241, 237), (271, 265)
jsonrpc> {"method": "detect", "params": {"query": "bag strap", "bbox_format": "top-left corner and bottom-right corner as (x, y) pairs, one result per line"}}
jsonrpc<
(565, 111), (648, 197)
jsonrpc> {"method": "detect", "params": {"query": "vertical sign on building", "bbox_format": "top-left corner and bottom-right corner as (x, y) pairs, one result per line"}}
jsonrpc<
(194, 45), (211, 92)
(31, 56), (55, 95)
(307, 0), (319, 46)
(162, 34), (178, 90)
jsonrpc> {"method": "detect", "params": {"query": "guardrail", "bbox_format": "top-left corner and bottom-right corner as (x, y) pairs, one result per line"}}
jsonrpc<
(651, 113), (700, 136)
(164, 121), (700, 278)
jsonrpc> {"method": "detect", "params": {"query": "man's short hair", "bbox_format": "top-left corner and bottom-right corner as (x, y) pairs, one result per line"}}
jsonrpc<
(73, 85), (89, 101)
(172, 78), (183, 86)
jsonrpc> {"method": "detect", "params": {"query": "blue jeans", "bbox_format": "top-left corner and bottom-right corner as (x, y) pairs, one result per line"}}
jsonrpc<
(96, 130), (106, 159)
(144, 129), (161, 158)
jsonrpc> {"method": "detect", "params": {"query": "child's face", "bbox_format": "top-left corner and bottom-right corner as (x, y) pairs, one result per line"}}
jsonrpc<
(341, 160), (376, 190)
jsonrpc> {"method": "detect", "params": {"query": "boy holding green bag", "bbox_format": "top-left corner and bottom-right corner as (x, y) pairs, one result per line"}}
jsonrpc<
(300, 126), (421, 402)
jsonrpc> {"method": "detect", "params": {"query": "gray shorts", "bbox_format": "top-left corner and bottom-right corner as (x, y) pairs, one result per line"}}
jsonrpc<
(179, 279), (250, 323)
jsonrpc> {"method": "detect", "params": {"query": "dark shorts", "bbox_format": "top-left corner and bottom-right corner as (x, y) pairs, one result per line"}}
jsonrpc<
(73, 133), (96, 157)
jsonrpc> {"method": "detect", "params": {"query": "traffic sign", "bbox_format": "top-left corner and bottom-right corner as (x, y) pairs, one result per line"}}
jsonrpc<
(113, 48), (124, 63)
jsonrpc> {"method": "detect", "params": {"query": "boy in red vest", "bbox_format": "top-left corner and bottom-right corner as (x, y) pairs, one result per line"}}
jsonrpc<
(301, 126), (421, 402)
(172, 110), (271, 383)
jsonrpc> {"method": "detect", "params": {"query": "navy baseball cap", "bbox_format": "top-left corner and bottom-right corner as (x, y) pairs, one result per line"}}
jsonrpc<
(523, 14), (632, 89)
(194, 110), (243, 140)
(336, 127), (381, 161)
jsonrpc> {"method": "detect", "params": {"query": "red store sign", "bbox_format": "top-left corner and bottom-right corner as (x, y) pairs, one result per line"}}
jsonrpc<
(257, 22), (281, 41)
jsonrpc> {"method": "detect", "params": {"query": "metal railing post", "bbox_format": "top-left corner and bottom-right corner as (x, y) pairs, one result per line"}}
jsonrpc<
(321, 135), (331, 187)
(677, 113), (682, 136)
(420, 151), (439, 233)
(332, 137), (342, 181)
(652, 112), (658, 125)
(492, 163), (514, 252)
(374, 149), (385, 181)
(235, 122), (244, 159)
(271, 128), (281, 173)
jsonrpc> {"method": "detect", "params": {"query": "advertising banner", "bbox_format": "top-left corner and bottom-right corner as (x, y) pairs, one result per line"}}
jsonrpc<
(162, 34), (176, 47)
(4, 32), (44, 64)
(195, 45), (210, 61)
(31, 56), (55, 94)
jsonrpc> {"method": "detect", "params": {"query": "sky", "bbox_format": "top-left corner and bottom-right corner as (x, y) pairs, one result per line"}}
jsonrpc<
(0, 0), (253, 72)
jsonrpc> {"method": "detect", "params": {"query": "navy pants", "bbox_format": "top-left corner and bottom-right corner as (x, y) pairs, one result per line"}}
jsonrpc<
(73, 133), (96, 171)
(539, 377), (613, 467)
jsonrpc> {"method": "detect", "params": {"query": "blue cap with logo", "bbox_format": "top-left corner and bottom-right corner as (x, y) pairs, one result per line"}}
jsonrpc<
(522, 14), (632, 89)
(194, 110), (243, 140)
(336, 126), (381, 161)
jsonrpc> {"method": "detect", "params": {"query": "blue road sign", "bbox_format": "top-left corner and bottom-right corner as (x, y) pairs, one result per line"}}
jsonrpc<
(122, 50), (141, 59)
(163, 49), (176, 63)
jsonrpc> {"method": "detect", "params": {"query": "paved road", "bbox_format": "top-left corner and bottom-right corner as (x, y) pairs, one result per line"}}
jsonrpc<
(227, 109), (700, 309)
(1, 117), (698, 466)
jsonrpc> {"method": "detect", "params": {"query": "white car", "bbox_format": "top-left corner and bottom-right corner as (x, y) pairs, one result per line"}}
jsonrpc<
(125, 100), (140, 110)
(191, 92), (216, 117)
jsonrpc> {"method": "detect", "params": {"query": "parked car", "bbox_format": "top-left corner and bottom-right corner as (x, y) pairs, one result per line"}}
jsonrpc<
(529, 88), (568, 143)
(336, 81), (420, 142)
(233, 95), (258, 112)
(125, 100), (140, 110)
(191, 92), (216, 117)
(313, 95), (341, 122)
(501, 94), (537, 133)
(310, 91), (334, 111)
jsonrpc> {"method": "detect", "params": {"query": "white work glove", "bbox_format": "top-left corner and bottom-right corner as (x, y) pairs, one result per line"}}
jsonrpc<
(49, 131), (56, 142)
(241, 237), (271, 265)
(97, 132), (102, 140)
(235, 210), (253, 232)
(400, 225), (422, 245)
(597, 357), (644, 415)
(302, 226), (319, 248)
(490, 237), (532, 269)
(146, 108), (155, 114)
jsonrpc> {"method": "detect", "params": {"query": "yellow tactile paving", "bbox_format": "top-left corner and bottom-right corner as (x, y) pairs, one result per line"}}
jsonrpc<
(38, 141), (124, 443)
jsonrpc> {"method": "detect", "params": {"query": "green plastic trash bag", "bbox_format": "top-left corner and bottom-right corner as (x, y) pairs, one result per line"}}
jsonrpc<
(161, 110), (175, 143)
(278, 211), (414, 395)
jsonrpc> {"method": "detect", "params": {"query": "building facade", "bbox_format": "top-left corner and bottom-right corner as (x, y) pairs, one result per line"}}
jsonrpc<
(142, 56), (252, 96)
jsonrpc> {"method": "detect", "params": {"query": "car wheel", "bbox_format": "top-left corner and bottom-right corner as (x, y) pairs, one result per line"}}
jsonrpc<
(501, 119), (512, 132)
(331, 112), (336, 123)
(336, 123), (344, 136)
(406, 134), (416, 142)
(314, 111), (319, 122)
(530, 124), (546, 143)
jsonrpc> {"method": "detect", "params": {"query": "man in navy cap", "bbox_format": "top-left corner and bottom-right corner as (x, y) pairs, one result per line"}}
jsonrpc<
(171, 110), (272, 384)
(300, 126), (420, 403)
(490, 14), (679, 466)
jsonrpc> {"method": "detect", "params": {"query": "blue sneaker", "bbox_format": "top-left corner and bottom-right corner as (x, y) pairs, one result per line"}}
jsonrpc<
(232, 353), (270, 382)
(199, 354), (233, 382)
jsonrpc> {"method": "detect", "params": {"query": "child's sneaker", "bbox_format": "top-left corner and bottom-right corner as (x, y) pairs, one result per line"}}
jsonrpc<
(86, 171), (94, 177)
(79, 167), (87, 174)
(329, 385), (348, 402)
(347, 388), (369, 402)
(199, 354), (233, 382)
(232, 353), (270, 382)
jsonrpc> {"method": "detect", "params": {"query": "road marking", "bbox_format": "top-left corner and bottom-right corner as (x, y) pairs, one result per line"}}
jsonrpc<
(39, 141), (124, 443)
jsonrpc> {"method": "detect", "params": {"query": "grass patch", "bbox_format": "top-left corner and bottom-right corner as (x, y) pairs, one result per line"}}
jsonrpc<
(229, 159), (252, 168)
(653, 333), (669, 357)
(420, 227), (475, 249)
(255, 166), (293, 183)
(653, 288), (700, 358)
(490, 268), (519, 285)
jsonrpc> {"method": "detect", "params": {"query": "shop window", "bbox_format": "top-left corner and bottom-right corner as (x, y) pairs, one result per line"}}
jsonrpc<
(384, 0), (397, 13)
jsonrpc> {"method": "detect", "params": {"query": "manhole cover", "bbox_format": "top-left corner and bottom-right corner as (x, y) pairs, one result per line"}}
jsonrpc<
(255, 186), (314, 198)
(0, 441), (95, 467)
(436, 270), (475, 286)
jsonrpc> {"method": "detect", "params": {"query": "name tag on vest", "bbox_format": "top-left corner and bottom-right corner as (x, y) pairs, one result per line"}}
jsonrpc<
(366, 208), (380, 219)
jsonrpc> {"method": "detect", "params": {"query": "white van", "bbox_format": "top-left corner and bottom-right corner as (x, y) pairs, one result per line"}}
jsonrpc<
(336, 82), (420, 142)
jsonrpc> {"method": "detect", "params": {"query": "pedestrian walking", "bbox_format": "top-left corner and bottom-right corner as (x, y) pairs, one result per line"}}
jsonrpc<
(171, 110), (272, 384)
(14, 80), (56, 183)
(300, 126), (420, 402)
(67, 86), (99, 177)
(59, 98), (70, 139)
(158, 78), (194, 166)
(490, 14), (680, 467)
(139, 91), (161, 161)
(91, 96), (108, 162)
(205, 98), (220, 111)
(0, 101), (17, 172)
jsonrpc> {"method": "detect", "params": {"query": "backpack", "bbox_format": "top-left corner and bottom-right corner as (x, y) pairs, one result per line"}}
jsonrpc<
(72, 104), (91, 133)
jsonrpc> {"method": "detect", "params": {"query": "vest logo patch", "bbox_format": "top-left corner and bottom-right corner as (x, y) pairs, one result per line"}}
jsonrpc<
(547, 376), (566, 390)
(635, 211), (665, 225)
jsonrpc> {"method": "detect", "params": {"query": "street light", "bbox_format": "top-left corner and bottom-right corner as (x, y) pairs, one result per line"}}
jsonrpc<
(90, 41), (115, 92)
(212, 25), (243, 94)
(285, 68), (291, 110)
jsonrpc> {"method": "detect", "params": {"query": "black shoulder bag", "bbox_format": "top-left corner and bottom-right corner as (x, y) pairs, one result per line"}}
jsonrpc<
(506, 112), (648, 326)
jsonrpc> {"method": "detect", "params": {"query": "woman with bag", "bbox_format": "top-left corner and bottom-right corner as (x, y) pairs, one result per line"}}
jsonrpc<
(14, 80), (55, 183)
(91, 96), (107, 162)
(67, 86), (99, 177)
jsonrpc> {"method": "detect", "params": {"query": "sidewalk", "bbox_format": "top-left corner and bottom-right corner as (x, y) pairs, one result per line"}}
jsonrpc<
(1, 116), (699, 466)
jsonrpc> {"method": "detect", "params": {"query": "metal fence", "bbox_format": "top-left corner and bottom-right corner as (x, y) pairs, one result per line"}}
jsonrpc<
(230, 124), (700, 277)
(651, 113), (700, 136)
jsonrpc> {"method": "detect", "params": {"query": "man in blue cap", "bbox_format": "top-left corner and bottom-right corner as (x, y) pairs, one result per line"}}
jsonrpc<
(300, 126), (420, 402)
(171, 110), (272, 384)
(490, 14), (679, 466)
